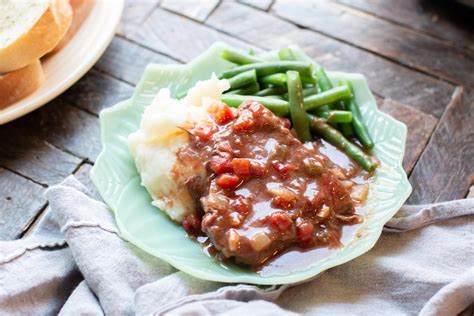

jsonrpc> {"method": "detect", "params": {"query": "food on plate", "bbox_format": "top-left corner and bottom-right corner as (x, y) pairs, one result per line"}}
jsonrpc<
(184, 101), (362, 266)
(0, 0), (93, 109)
(0, 0), (72, 73)
(129, 47), (378, 268)
(49, 0), (95, 54)
(0, 60), (44, 109)
(128, 76), (230, 223)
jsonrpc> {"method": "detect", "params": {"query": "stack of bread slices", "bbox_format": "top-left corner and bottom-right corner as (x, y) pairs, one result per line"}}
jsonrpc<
(0, 0), (94, 109)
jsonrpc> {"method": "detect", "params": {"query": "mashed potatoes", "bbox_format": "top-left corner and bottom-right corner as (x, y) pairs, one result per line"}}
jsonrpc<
(128, 75), (229, 222)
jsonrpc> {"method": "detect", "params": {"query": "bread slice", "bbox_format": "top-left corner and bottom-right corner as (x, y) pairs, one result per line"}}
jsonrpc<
(0, 60), (45, 109)
(50, 0), (96, 54)
(0, 0), (72, 73)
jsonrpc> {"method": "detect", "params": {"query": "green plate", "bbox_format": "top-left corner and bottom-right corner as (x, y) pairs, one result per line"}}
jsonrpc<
(90, 42), (411, 285)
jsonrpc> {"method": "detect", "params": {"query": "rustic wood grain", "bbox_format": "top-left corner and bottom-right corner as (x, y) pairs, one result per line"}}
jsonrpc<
(74, 162), (101, 200)
(373, 94), (384, 107)
(337, 0), (474, 52)
(16, 99), (101, 162)
(408, 87), (474, 203)
(206, 1), (455, 117)
(0, 167), (46, 240)
(272, 0), (474, 87)
(62, 68), (134, 115)
(118, 0), (160, 38)
(161, 0), (219, 22)
(129, 7), (258, 63)
(238, 0), (274, 11)
(95, 36), (177, 86)
(379, 99), (438, 174)
(0, 122), (81, 185)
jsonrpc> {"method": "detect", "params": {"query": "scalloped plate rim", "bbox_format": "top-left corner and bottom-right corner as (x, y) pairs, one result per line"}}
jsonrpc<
(91, 42), (412, 285)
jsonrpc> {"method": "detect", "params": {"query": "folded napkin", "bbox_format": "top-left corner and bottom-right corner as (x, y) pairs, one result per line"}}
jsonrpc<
(0, 176), (473, 315)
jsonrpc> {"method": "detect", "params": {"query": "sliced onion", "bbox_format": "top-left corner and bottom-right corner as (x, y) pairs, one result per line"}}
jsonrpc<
(351, 184), (369, 202)
(227, 229), (240, 252)
(250, 232), (271, 251)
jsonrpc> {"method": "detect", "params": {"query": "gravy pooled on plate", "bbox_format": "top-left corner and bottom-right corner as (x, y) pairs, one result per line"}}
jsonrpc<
(175, 101), (365, 267)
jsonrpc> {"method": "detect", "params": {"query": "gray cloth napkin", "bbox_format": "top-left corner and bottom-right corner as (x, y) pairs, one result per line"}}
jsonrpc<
(0, 176), (473, 315)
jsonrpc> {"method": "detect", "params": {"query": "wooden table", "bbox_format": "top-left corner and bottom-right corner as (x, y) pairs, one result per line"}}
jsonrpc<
(1, 0), (473, 240)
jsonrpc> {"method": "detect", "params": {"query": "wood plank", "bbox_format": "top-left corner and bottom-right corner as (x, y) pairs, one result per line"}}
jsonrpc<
(379, 99), (438, 174)
(129, 7), (259, 63)
(0, 122), (81, 186)
(161, 0), (219, 22)
(0, 167), (46, 240)
(238, 0), (274, 11)
(118, 0), (160, 38)
(95, 36), (177, 86)
(74, 162), (101, 200)
(61, 69), (134, 115)
(272, 0), (474, 87)
(17, 99), (101, 162)
(408, 87), (474, 203)
(337, 0), (474, 52)
(206, 1), (455, 117)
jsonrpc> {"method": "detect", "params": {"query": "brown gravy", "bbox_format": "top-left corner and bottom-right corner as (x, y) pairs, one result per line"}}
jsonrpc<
(175, 101), (372, 269)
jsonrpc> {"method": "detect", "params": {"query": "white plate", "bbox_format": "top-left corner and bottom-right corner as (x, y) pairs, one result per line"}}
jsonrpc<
(0, 0), (124, 125)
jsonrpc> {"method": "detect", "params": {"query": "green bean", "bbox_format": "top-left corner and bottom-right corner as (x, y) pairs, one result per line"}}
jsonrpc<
(287, 71), (312, 142)
(266, 95), (286, 100)
(226, 82), (260, 95)
(260, 73), (316, 87)
(278, 48), (296, 61)
(304, 85), (352, 112)
(221, 49), (263, 65)
(221, 95), (289, 117)
(226, 69), (257, 90)
(307, 114), (378, 172)
(260, 73), (287, 86)
(335, 81), (354, 136)
(341, 80), (375, 148)
(255, 86), (287, 96)
(283, 86), (318, 99)
(301, 75), (317, 86)
(314, 67), (334, 117)
(340, 122), (354, 137)
(219, 61), (313, 79)
(324, 110), (353, 123)
(314, 67), (333, 91)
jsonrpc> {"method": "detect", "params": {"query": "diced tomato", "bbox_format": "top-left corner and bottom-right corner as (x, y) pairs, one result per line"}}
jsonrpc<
(280, 118), (291, 129)
(182, 213), (201, 235)
(250, 160), (268, 176)
(272, 195), (295, 210)
(296, 221), (314, 243)
(191, 123), (218, 142)
(213, 102), (235, 125)
(231, 196), (251, 215)
(247, 101), (264, 118)
(232, 111), (255, 132)
(270, 212), (293, 231)
(217, 141), (233, 153)
(210, 155), (233, 174)
(216, 174), (242, 190)
(271, 161), (295, 179)
(232, 158), (251, 177)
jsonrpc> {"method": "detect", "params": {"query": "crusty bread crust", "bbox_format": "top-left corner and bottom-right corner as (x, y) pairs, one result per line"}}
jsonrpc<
(0, 60), (44, 109)
(0, 0), (72, 73)
(49, 0), (95, 54)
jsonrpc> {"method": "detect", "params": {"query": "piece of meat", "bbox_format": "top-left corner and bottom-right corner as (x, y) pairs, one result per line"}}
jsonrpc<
(178, 101), (360, 267)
